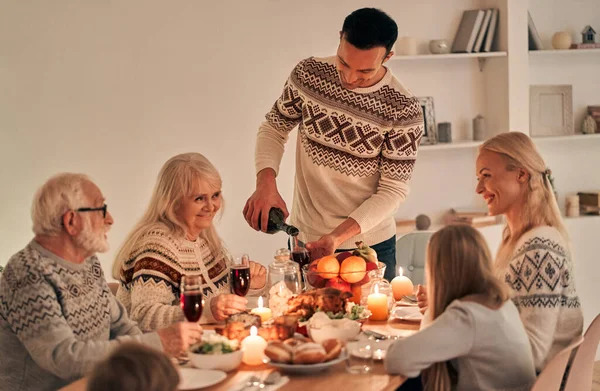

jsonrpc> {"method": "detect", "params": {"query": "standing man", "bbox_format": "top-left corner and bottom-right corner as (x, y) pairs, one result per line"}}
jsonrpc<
(244, 8), (424, 281)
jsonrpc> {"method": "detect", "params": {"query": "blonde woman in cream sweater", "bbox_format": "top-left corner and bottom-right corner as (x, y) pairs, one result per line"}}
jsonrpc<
(417, 133), (583, 373)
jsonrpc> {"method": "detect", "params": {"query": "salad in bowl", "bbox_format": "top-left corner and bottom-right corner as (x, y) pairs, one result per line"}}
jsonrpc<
(189, 332), (242, 372)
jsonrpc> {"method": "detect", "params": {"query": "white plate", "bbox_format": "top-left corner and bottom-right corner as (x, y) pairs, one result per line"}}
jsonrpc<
(266, 350), (348, 374)
(178, 368), (227, 390)
(391, 306), (423, 322)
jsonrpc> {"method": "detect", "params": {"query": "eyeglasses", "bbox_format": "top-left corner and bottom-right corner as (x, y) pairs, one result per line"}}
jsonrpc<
(76, 204), (108, 219)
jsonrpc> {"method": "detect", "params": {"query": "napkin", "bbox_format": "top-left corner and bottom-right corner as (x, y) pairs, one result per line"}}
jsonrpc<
(230, 373), (289, 391)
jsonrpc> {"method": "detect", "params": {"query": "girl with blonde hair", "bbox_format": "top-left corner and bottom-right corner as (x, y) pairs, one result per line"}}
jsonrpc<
(113, 153), (266, 330)
(385, 224), (536, 391)
(476, 132), (583, 372)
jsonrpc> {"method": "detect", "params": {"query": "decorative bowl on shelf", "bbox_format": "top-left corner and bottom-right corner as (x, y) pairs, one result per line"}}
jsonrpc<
(429, 39), (450, 54)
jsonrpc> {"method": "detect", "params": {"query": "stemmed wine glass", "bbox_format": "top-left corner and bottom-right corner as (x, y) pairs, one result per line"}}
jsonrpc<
(230, 254), (251, 297)
(290, 236), (310, 269)
(180, 275), (203, 322)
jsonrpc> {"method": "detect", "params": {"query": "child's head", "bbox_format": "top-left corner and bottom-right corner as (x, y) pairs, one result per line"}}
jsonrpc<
(87, 343), (179, 391)
(426, 224), (509, 319)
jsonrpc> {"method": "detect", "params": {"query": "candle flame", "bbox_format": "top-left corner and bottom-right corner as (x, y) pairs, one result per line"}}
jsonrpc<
(398, 266), (403, 277)
(250, 325), (257, 337)
(374, 285), (379, 295)
(257, 296), (263, 308)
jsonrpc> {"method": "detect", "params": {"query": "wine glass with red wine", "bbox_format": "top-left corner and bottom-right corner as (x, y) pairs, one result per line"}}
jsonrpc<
(230, 254), (251, 297)
(180, 275), (203, 322)
(291, 236), (310, 270)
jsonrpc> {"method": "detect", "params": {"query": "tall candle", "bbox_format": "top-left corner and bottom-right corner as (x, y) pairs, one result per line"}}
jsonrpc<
(241, 326), (267, 365)
(250, 296), (272, 323)
(367, 285), (389, 321)
(391, 267), (414, 301)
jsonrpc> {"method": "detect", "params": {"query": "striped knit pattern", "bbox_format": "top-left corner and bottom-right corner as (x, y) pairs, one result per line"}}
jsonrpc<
(257, 56), (424, 248)
(117, 225), (230, 331)
(0, 240), (160, 391)
(501, 226), (583, 371)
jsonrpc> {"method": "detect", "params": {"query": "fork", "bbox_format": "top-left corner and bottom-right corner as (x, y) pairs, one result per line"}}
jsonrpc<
(241, 371), (282, 390)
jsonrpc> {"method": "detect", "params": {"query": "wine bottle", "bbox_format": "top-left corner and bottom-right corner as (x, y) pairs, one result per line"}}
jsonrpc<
(258, 208), (299, 236)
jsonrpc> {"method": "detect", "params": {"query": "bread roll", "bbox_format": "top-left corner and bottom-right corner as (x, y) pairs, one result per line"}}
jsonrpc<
(321, 338), (342, 361)
(283, 335), (309, 348)
(293, 342), (326, 364)
(265, 341), (293, 364)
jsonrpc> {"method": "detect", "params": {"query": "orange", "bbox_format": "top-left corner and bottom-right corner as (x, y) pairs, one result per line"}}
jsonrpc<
(316, 255), (340, 279)
(339, 256), (367, 284)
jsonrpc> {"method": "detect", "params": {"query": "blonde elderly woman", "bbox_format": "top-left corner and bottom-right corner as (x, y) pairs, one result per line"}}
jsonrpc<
(0, 173), (200, 391)
(113, 153), (267, 331)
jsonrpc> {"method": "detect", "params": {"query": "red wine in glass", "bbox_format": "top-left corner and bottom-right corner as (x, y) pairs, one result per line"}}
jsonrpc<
(180, 275), (203, 322)
(292, 250), (311, 270)
(230, 265), (251, 296)
(180, 292), (203, 322)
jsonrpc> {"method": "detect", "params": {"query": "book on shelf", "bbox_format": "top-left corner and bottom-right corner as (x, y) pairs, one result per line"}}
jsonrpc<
(451, 9), (485, 53)
(482, 8), (499, 52)
(473, 9), (493, 53)
(570, 43), (600, 49)
(528, 11), (544, 50)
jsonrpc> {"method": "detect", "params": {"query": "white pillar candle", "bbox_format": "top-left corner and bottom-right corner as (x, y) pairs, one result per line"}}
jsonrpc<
(367, 285), (389, 321)
(250, 296), (272, 323)
(391, 267), (414, 301)
(241, 326), (267, 365)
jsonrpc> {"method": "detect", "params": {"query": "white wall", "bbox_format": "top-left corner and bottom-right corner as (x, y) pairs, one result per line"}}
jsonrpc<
(0, 0), (491, 274)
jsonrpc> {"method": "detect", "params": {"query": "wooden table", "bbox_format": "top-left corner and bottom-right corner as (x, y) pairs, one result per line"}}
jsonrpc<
(59, 318), (419, 391)
(202, 319), (419, 391)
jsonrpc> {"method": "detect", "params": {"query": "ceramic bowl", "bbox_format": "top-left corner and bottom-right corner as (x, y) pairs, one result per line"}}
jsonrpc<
(188, 349), (243, 372)
(307, 319), (361, 344)
(429, 39), (450, 54)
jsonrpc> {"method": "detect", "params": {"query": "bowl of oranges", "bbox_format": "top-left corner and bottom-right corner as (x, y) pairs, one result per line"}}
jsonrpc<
(302, 244), (385, 304)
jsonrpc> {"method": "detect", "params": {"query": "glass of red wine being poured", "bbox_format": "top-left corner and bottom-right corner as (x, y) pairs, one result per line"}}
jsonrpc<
(180, 275), (203, 322)
(291, 235), (310, 270)
(230, 254), (251, 297)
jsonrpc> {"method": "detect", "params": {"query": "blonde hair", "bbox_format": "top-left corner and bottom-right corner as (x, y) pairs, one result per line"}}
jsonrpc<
(479, 132), (568, 272)
(31, 173), (90, 236)
(86, 342), (179, 391)
(422, 224), (509, 391)
(112, 152), (223, 279)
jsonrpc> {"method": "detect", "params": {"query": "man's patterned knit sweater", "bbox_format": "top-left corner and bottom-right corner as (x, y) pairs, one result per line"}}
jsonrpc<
(0, 240), (161, 391)
(256, 56), (424, 248)
(501, 226), (583, 372)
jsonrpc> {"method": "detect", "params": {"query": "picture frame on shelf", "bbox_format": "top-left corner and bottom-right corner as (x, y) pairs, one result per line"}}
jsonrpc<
(530, 85), (574, 137)
(418, 96), (437, 145)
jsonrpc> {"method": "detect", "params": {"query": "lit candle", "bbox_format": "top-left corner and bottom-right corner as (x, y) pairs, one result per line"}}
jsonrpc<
(391, 267), (414, 301)
(250, 296), (272, 323)
(367, 285), (389, 321)
(241, 326), (267, 365)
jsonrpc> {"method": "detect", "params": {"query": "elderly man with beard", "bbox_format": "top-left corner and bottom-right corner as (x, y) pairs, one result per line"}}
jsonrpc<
(0, 173), (202, 391)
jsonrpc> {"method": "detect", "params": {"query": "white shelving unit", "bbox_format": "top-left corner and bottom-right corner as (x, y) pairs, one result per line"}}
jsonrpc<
(420, 140), (483, 151)
(391, 51), (507, 71)
(533, 134), (600, 143)
(529, 48), (600, 56)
